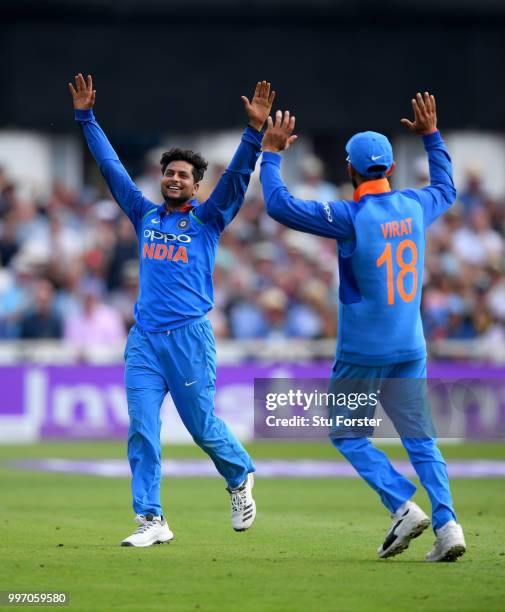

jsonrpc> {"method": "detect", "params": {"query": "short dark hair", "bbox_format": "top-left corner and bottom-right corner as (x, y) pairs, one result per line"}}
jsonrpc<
(359, 165), (388, 181)
(160, 148), (208, 183)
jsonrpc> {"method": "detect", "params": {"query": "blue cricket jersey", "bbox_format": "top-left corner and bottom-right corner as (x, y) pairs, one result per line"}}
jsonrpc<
(75, 109), (262, 332)
(260, 131), (456, 365)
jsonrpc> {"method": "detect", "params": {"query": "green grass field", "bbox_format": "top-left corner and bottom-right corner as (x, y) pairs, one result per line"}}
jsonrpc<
(1, 441), (504, 611)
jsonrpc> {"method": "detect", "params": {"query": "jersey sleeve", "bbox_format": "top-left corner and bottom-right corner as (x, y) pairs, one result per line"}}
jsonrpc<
(75, 109), (153, 228)
(191, 127), (262, 232)
(260, 152), (354, 240)
(402, 131), (457, 227)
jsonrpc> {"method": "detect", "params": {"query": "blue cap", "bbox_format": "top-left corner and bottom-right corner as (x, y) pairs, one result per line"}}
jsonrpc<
(345, 131), (394, 178)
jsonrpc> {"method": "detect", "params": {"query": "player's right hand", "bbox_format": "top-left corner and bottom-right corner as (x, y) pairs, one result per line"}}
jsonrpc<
(262, 110), (298, 153)
(401, 91), (437, 135)
(68, 73), (96, 110)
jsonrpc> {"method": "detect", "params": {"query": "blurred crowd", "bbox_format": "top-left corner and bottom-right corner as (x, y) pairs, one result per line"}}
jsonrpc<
(0, 150), (504, 350)
(423, 167), (505, 350)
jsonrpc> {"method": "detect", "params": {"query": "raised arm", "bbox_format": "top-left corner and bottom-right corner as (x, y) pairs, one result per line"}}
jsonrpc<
(401, 92), (457, 226)
(260, 110), (354, 240)
(68, 73), (152, 228)
(192, 81), (275, 231)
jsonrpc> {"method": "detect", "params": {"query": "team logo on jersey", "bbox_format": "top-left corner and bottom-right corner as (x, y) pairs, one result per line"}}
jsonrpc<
(177, 218), (189, 230)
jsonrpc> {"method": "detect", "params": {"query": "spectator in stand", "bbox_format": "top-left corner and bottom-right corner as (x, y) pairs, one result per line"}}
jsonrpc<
(286, 278), (337, 339)
(64, 279), (126, 347)
(135, 150), (165, 203)
(53, 260), (87, 322)
(107, 216), (138, 290)
(256, 287), (288, 338)
(0, 167), (16, 219)
(19, 278), (63, 339)
(485, 269), (505, 322)
(109, 260), (139, 331)
(228, 295), (266, 339)
(452, 207), (504, 267)
(0, 212), (20, 266)
(1, 131), (505, 351)
(292, 154), (339, 202)
(458, 166), (487, 217)
(0, 253), (37, 338)
(44, 211), (86, 280)
(445, 296), (477, 340)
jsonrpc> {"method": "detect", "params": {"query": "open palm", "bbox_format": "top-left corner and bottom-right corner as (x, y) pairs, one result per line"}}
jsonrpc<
(262, 110), (297, 153)
(401, 91), (437, 135)
(241, 81), (276, 131)
(68, 73), (96, 110)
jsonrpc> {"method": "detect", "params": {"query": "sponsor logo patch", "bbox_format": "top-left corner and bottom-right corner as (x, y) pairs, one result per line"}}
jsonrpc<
(143, 229), (191, 243)
(322, 201), (333, 223)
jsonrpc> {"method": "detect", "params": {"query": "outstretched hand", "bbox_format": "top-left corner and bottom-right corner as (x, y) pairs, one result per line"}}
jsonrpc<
(401, 91), (437, 135)
(262, 110), (298, 153)
(241, 81), (276, 132)
(68, 73), (96, 110)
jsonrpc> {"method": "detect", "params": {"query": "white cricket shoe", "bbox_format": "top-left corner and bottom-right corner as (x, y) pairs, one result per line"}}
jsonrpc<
(426, 520), (466, 562)
(228, 473), (256, 532)
(121, 513), (174, 547)
(377, 501), (430, 559)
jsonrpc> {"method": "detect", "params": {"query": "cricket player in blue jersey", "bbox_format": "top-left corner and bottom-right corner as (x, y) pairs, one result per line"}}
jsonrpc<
(260, 93), (466, 562)
(69, 73), (275, 546)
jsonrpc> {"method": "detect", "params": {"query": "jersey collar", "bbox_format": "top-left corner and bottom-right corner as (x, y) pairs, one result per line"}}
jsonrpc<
(161, 198), (199, 215)
(354, 178), (391, 202)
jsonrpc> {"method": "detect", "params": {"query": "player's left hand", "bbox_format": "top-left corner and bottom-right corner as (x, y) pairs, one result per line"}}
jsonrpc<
(262, 110), (298, 153)
(241, 81), (276, 132)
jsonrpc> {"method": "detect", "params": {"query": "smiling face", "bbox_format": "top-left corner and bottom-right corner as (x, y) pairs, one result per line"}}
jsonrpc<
(161, 160), (199, 207)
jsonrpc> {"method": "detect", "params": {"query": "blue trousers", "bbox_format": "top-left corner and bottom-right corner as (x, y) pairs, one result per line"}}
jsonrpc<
(331, 359), (457, 531)
(124, 318), (255, 517)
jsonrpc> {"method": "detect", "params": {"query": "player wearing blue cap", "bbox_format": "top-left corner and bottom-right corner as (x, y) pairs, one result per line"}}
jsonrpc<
(69, 73), (275, 546)
(259, 93), (466, 562)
